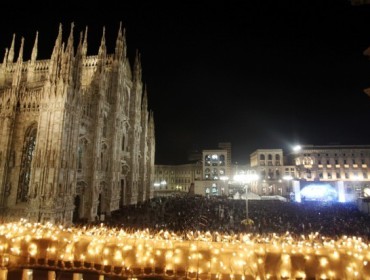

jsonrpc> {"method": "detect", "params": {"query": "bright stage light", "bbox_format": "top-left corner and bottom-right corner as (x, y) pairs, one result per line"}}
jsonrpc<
(300, 183), (338, 201)
(293, 145), (302, 152)
(364, 188), (370, 197)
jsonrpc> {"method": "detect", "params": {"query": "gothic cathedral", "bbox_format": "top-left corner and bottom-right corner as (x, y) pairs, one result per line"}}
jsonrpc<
(0, 23), (155, 224)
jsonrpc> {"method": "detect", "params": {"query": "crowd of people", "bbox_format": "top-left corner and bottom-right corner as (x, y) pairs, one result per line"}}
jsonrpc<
(105, 194), (370, 240)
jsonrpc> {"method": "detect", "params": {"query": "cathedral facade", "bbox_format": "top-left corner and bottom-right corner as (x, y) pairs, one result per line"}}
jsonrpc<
(0, 23), (155, 224)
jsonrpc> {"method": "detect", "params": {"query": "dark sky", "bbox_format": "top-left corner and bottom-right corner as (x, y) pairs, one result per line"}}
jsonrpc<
(1, 1), (370, 164)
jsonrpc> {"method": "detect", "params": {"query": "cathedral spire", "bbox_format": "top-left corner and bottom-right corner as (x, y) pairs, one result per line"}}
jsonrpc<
(76, 31), (84, 60)
(98, 26), (107, 62)
(51, 24), (63, 58)
(114, 22), (126, 61)
(77, 31), (83, 51)
(94, 27), (106, 76)
(2, 48), (8, 66)
(141, 85), (148, 111)
(74, 27), (86, 88)
(65, 22), (74, 54)
(31, 31), (38, 63)
(61, 22), (75, 84)
(28, 33), (38, 82)
(133, 50), (142, 82)
(149, 110), (155, 139)
(82, 26), (88, 57)
(99, 26), (106, 55)
(0, 48), (8, 85)
(7, 34), (16, 63)
(48, 24), (63, 83)
(12, 37), (24, 87)
(17, 37), (24, 63)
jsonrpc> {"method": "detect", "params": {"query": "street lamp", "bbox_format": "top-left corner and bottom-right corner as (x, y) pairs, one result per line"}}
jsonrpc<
(283, 175), (293, 200)
(160, 180), (167, 190)
(283, 175), (294, 200)
(278, 187), (282, 196)
(220, 176), (229, 196)
(233, 171), (259, 225)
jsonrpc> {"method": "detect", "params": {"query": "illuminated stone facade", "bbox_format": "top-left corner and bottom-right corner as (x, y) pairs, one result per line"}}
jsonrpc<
(289, 144), (370, 199)
(250, 149), (296, 196)
(153, 163), (202, 196)
(0, 24), (155, 224)
(154, 144), (370, 201)
(153, 143), (233, 197)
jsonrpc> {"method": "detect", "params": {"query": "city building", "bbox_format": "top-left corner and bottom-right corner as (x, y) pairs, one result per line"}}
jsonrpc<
(154, 144), (370, 204)
(153, 163), (202, 197)
(248, 149), (297, 197)
(351, 0), (370, 5)
(0, 24), (155, 224)
(287, 144), (370, 202)
(153, 143), (234, 197)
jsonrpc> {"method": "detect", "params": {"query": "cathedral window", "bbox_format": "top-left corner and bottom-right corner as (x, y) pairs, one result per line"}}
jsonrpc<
(78, 146), (83, 170)
(260, 169), (266, 178)
(100, 152), (103, 171)
(219, 155), (225, 166)
(121, 134), (125, 151)
(17, 124), (37, 203)
(101, 144), (108, 171)
(103, 116), (107, 138)
(78, 138), (88, 171)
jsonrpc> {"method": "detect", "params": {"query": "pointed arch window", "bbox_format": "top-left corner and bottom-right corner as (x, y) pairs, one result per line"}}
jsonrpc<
(102, 115), (108, 138)
(219, 155), (225, 166)
(121, 134), (126, 151)
(17, 124), (37, 203)
(101, 144), (108, 171)
(78, 138), (88, 170)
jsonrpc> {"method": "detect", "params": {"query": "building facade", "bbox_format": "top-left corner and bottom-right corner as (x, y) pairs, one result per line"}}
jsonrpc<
(153, 163), (202, 196)
(249, 149), (297, 196)
(153, 143), (234, 197)
(154, 144), (370, 203)
(288, 145), (370, 201)
(0, 24), (155, 224)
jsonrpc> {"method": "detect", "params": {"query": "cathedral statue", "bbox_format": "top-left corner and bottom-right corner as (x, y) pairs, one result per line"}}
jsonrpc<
(0, 23), (155, 225)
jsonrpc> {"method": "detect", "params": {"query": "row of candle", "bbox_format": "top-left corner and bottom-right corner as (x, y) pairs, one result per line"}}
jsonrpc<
(0, 219), (369, 279)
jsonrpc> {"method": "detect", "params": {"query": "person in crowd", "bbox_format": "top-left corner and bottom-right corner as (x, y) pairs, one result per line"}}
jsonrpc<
(104, 194), (370, 241)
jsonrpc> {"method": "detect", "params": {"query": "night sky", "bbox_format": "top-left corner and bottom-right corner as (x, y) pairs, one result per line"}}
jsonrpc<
(1, 1), (370, 164)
